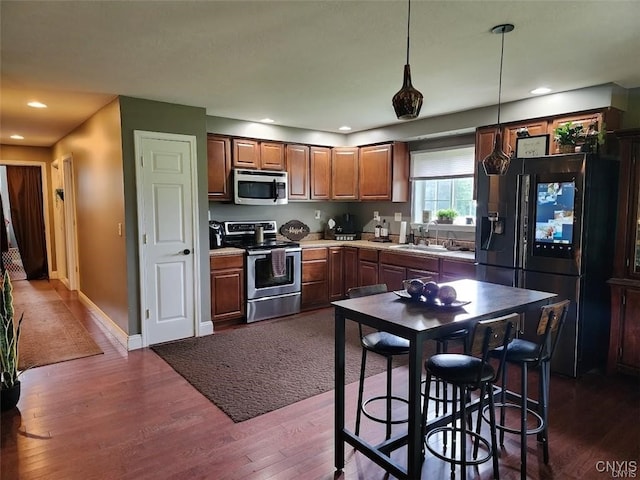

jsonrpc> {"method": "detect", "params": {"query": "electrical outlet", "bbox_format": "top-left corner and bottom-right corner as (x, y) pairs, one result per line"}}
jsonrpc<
(314, 210), (321, 220)
(394, 212), (402, 221)
(373, 211), (380, 221)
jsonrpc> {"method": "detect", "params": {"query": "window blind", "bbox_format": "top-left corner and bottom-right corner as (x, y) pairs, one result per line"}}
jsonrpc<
(410, 146), (475, 179)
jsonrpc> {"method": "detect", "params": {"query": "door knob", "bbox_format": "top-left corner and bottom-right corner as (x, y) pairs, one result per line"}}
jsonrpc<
(182, 249), (191, 255)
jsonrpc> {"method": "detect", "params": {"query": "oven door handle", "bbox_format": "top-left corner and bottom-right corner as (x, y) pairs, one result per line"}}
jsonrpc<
(247, 247), (301, 257)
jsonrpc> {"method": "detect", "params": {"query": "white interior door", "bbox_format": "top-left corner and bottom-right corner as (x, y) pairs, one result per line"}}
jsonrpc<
(134, 131), (198, 345)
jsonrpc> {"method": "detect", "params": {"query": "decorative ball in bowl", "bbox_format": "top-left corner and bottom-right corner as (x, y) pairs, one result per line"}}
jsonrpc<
(437, 285), (458, 305)
(422, 281), (440, 304)
(406, 279), (425, 300)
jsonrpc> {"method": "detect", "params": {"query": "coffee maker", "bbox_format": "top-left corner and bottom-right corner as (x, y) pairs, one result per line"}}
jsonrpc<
(209, 220), (224, 249)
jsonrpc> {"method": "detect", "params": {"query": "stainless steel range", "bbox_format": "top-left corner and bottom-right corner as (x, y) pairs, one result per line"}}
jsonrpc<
(223, 220), (301, 323)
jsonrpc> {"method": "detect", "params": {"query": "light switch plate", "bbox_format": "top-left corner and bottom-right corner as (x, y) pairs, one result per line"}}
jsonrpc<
(314, 210), (321, 220)
(394, 212), (402, 221)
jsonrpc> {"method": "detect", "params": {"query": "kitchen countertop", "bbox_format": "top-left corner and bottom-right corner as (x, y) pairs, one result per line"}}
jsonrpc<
(209, 239), (476, 262)
(299, 239), (476, 262)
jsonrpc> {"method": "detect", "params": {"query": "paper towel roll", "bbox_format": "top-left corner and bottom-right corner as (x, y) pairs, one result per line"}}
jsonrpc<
(399, 221), (407, 244)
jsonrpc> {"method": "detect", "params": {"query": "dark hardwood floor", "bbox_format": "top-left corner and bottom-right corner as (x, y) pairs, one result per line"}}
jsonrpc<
(1, 280), (638, 480)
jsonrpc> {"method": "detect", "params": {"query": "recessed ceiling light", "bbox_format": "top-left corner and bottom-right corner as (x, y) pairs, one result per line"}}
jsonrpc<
(260, 118), (275, 123)
(530, 87), (551, 95)
(339, 126), (352, 131)
(27, 101), (47, 108)
(10, 134), (24, 140)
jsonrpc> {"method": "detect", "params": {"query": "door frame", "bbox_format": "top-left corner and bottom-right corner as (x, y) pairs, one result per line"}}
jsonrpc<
(0, 159), (54, 278)
(60, 154), (79, 290)
(133, 130), (201, 347)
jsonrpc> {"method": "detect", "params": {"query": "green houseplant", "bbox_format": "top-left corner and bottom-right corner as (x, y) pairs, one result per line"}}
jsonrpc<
(436, 208), (458, 224)
(1, 269), (24, 411)
(554, 122), (584, 153)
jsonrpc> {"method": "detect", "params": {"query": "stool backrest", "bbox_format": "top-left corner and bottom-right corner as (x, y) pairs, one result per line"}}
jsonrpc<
(469, 313), (518, 384)
(535, 299), (570, 364)
(347, 284), (388, 338)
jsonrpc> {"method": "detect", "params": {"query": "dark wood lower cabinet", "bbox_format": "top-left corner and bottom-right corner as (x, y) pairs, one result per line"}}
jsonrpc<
(608, 281), (640, 375)
(300, 245), (475, 309)
(328, 247), (344, 302)
(440, 258), (476, 283)
(210, 254), (244, 328)
(301, 247), (329, 309)
(343, 246), (358, 293)
(378, 263), (406, 291)
(358, 249), (379, 287)
(378, 251), (440, 291)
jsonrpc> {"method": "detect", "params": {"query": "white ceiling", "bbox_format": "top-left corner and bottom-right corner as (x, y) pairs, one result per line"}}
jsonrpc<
(2, 0), (640, 147)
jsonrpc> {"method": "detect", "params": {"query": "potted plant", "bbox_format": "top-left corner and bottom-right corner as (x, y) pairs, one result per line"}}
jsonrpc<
(1, 270), (24, 411)
(436, 208), (458, 224)
(554, 122), (584, 153)
(580, 121), (606, 153)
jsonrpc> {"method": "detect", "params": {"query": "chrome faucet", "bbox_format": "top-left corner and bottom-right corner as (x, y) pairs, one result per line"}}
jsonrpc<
(425, 220), (439, 246)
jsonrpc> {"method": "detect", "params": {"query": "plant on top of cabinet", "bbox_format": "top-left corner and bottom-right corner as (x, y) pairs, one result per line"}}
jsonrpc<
(553, 122), (584, 153)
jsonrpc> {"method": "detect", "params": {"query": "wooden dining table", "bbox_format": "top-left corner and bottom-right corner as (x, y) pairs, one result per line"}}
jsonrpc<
(332, 278), (558, 480)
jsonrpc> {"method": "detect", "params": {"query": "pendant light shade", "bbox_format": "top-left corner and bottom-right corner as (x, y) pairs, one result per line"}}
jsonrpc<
(482, 23), (514, 176)
(392, 0), (423, 120)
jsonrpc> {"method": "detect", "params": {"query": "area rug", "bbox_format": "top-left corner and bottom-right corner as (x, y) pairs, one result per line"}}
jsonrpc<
(152, 309), (412, 422)
(12, 281), (103, 370)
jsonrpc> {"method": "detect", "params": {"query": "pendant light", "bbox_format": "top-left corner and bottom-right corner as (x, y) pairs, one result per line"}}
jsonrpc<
(392, 0), (423, 120)
(482, 23), (515, 176)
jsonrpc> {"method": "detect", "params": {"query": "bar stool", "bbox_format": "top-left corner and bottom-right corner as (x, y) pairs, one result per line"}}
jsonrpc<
(348, 284), (410, 440)
(425, 328), (470, 419)
(422, 313), (518, 480)
(489, 300), (570, 480)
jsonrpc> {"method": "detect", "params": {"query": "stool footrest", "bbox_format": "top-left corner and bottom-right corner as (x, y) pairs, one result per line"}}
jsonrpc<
(482, 402), (545, 435)
(361, 395), (409, 426)
(424, 426), (492, 466)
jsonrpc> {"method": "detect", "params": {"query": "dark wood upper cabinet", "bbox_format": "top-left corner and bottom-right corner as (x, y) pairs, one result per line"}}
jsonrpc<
(286, 144), (310, 200)
(207, 134), (232, 201)
(359, 144), (392, 201)
(331, 147), (359, 200)
(260, 142), (285, 170)
(502, 120), (549, 157)
(474, 126), (498, 199)
(310, 146), (331, 200)
(232, 138), (260, 169)
(390, 142), (410, 202)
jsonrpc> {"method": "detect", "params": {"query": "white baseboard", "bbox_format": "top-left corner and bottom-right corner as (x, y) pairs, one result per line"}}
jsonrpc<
(198, 321), (214, 336)
(77, 291), (140, 351)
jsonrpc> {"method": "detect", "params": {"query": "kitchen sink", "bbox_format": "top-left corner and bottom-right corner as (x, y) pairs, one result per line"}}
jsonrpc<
(388, 244), (449, 253)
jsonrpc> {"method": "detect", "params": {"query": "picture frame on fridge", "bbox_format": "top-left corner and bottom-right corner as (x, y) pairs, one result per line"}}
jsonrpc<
(516, 134), (550, 158)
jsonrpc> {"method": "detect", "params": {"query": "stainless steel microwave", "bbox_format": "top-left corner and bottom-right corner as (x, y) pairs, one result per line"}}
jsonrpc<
(233, 169), (288, 205)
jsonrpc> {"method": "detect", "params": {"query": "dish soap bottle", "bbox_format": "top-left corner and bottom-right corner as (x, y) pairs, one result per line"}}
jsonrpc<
(381, 219), (389, 239)
(374, 221), (381, 238)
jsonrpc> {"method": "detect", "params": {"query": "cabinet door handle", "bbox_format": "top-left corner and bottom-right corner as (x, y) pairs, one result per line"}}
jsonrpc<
(182, 249), (191, 255)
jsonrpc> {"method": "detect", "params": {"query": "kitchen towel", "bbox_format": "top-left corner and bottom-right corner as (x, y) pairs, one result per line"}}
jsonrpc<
(271, 248), (287, 277)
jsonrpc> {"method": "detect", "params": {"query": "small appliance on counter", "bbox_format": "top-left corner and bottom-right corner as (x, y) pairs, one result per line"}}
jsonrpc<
(209, 220), (224, 249)
(325, 214), (359, 241)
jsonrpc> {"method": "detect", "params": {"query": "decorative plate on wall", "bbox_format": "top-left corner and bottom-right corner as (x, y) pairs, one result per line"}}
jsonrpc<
(280, 220), (310, 241)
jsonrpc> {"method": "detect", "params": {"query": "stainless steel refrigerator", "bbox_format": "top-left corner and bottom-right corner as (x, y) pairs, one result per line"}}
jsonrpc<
(475, 153), (619, 377)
